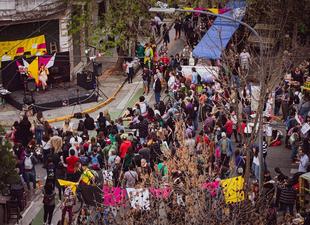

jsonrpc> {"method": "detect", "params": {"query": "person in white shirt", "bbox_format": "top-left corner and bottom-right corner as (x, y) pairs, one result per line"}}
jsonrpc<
(167, 72), (176, 91)
(264, 117), (273, 145)
(126, 60), (134, 83)
(69, 133), (82, 147)
(138, 95), (148, 117)
(239, 49), (251, 71)
(252, 146), (260, 180)
(298, 148), (309, 173)
(154, 14), (162, 36)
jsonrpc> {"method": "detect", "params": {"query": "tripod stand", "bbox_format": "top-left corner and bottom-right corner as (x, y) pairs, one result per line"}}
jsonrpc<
(92, 61), (108, 101)
(94, 75), (108, 101)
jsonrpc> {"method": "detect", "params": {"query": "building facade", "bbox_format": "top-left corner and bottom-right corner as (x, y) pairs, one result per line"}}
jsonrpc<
(0, 0), (105, 79)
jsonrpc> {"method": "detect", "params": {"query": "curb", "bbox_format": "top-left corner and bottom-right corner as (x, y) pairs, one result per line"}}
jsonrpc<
(46, 80), (126, 124)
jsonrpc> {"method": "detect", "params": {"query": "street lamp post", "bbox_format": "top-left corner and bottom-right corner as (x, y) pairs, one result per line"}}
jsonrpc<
(149, 7), (265, 190)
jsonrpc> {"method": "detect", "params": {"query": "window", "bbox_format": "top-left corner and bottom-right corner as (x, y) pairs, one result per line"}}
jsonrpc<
(0, 0), (16, 10)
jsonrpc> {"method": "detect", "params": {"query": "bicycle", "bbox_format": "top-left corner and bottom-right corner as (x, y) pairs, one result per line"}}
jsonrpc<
(72, 169), (105, 214)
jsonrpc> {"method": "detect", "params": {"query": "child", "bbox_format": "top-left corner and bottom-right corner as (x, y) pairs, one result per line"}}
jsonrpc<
(61, 186), (75, 225)
(77, 207), (90, 225)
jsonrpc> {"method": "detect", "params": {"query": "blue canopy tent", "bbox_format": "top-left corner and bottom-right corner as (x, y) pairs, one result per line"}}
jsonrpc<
(192, 1), (246, 60)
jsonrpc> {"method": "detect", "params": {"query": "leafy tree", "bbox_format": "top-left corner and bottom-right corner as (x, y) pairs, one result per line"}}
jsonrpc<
(67, 0), (197, 69)
(0, 127), (18, 193)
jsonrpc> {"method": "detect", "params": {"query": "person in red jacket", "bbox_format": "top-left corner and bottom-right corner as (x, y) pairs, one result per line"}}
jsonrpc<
(224, 116), (233, 138)
(237, 120), (247, 147)
(160, 52), (170, 66)
(66, 149), (79, 182)
(119, 134), (132, 160)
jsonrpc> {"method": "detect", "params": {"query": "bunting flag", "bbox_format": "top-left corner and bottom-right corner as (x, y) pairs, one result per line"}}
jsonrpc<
(126, 188), (150, 210)
(183, 7), (231, 15)
(0, 35), (47, 59)
(183, 7), (194, 15)
(57, 179), (79, 194)
(220, 176), (245, 204)
(206, 8), (231, 14)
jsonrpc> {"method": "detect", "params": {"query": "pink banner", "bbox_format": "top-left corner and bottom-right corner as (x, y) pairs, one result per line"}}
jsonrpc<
(150, 187), (171, 199)
(202, 181), (220, 197)
(103, 186), (127, 206)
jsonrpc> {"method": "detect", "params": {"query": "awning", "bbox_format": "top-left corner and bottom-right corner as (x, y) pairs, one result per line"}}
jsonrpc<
(193, 0), (246, 60)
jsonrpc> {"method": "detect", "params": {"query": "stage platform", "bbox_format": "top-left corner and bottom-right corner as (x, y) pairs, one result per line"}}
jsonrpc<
(5, 83), (99, 111)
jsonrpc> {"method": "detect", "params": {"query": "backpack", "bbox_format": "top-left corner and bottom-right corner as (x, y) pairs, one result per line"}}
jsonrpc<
(24, 156), (33, 170)
(293, 94), (300, 104)
(80, 155), (89, 166)
(197, 73), (202, 84)
(91, 154), (100, 170)
(46, 163), (55, 180)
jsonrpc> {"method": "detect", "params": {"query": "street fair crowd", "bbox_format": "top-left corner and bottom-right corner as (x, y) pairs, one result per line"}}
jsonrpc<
(4, 10), (310, 225)
(5, 48), (310, 224)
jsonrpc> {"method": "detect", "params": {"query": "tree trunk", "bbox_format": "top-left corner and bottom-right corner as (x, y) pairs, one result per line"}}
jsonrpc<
(115, 47), (125, 71)
(292, 23), (298, 49)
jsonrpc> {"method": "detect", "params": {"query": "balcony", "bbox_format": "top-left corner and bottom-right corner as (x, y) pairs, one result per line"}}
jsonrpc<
(0, 0), (66, 25)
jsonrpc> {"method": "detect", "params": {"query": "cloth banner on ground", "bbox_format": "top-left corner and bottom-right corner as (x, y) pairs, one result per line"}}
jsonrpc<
(150, 187), (171, 199)
(57, 179), (78, 194)
(102, 170), (113, 183)
(220, 176), (245, 204)
(193, 0), (246, 59)
(103, 186), (127, 207)
(126, 188), (150, 210)
(202, 180), (220, 197)
(0, 35), (47, 59)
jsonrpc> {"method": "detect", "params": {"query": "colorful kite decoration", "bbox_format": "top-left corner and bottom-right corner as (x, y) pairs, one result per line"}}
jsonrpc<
(18, 53), (56, 84)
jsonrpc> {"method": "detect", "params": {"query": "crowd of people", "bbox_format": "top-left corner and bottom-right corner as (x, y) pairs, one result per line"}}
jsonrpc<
(3, 9), (310, 225)
(6, 48), (310, 224)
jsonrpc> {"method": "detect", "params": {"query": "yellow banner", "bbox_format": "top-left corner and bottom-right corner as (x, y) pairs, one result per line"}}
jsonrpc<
(0, 35), (47, 60)
(221, 176), (245, 204)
